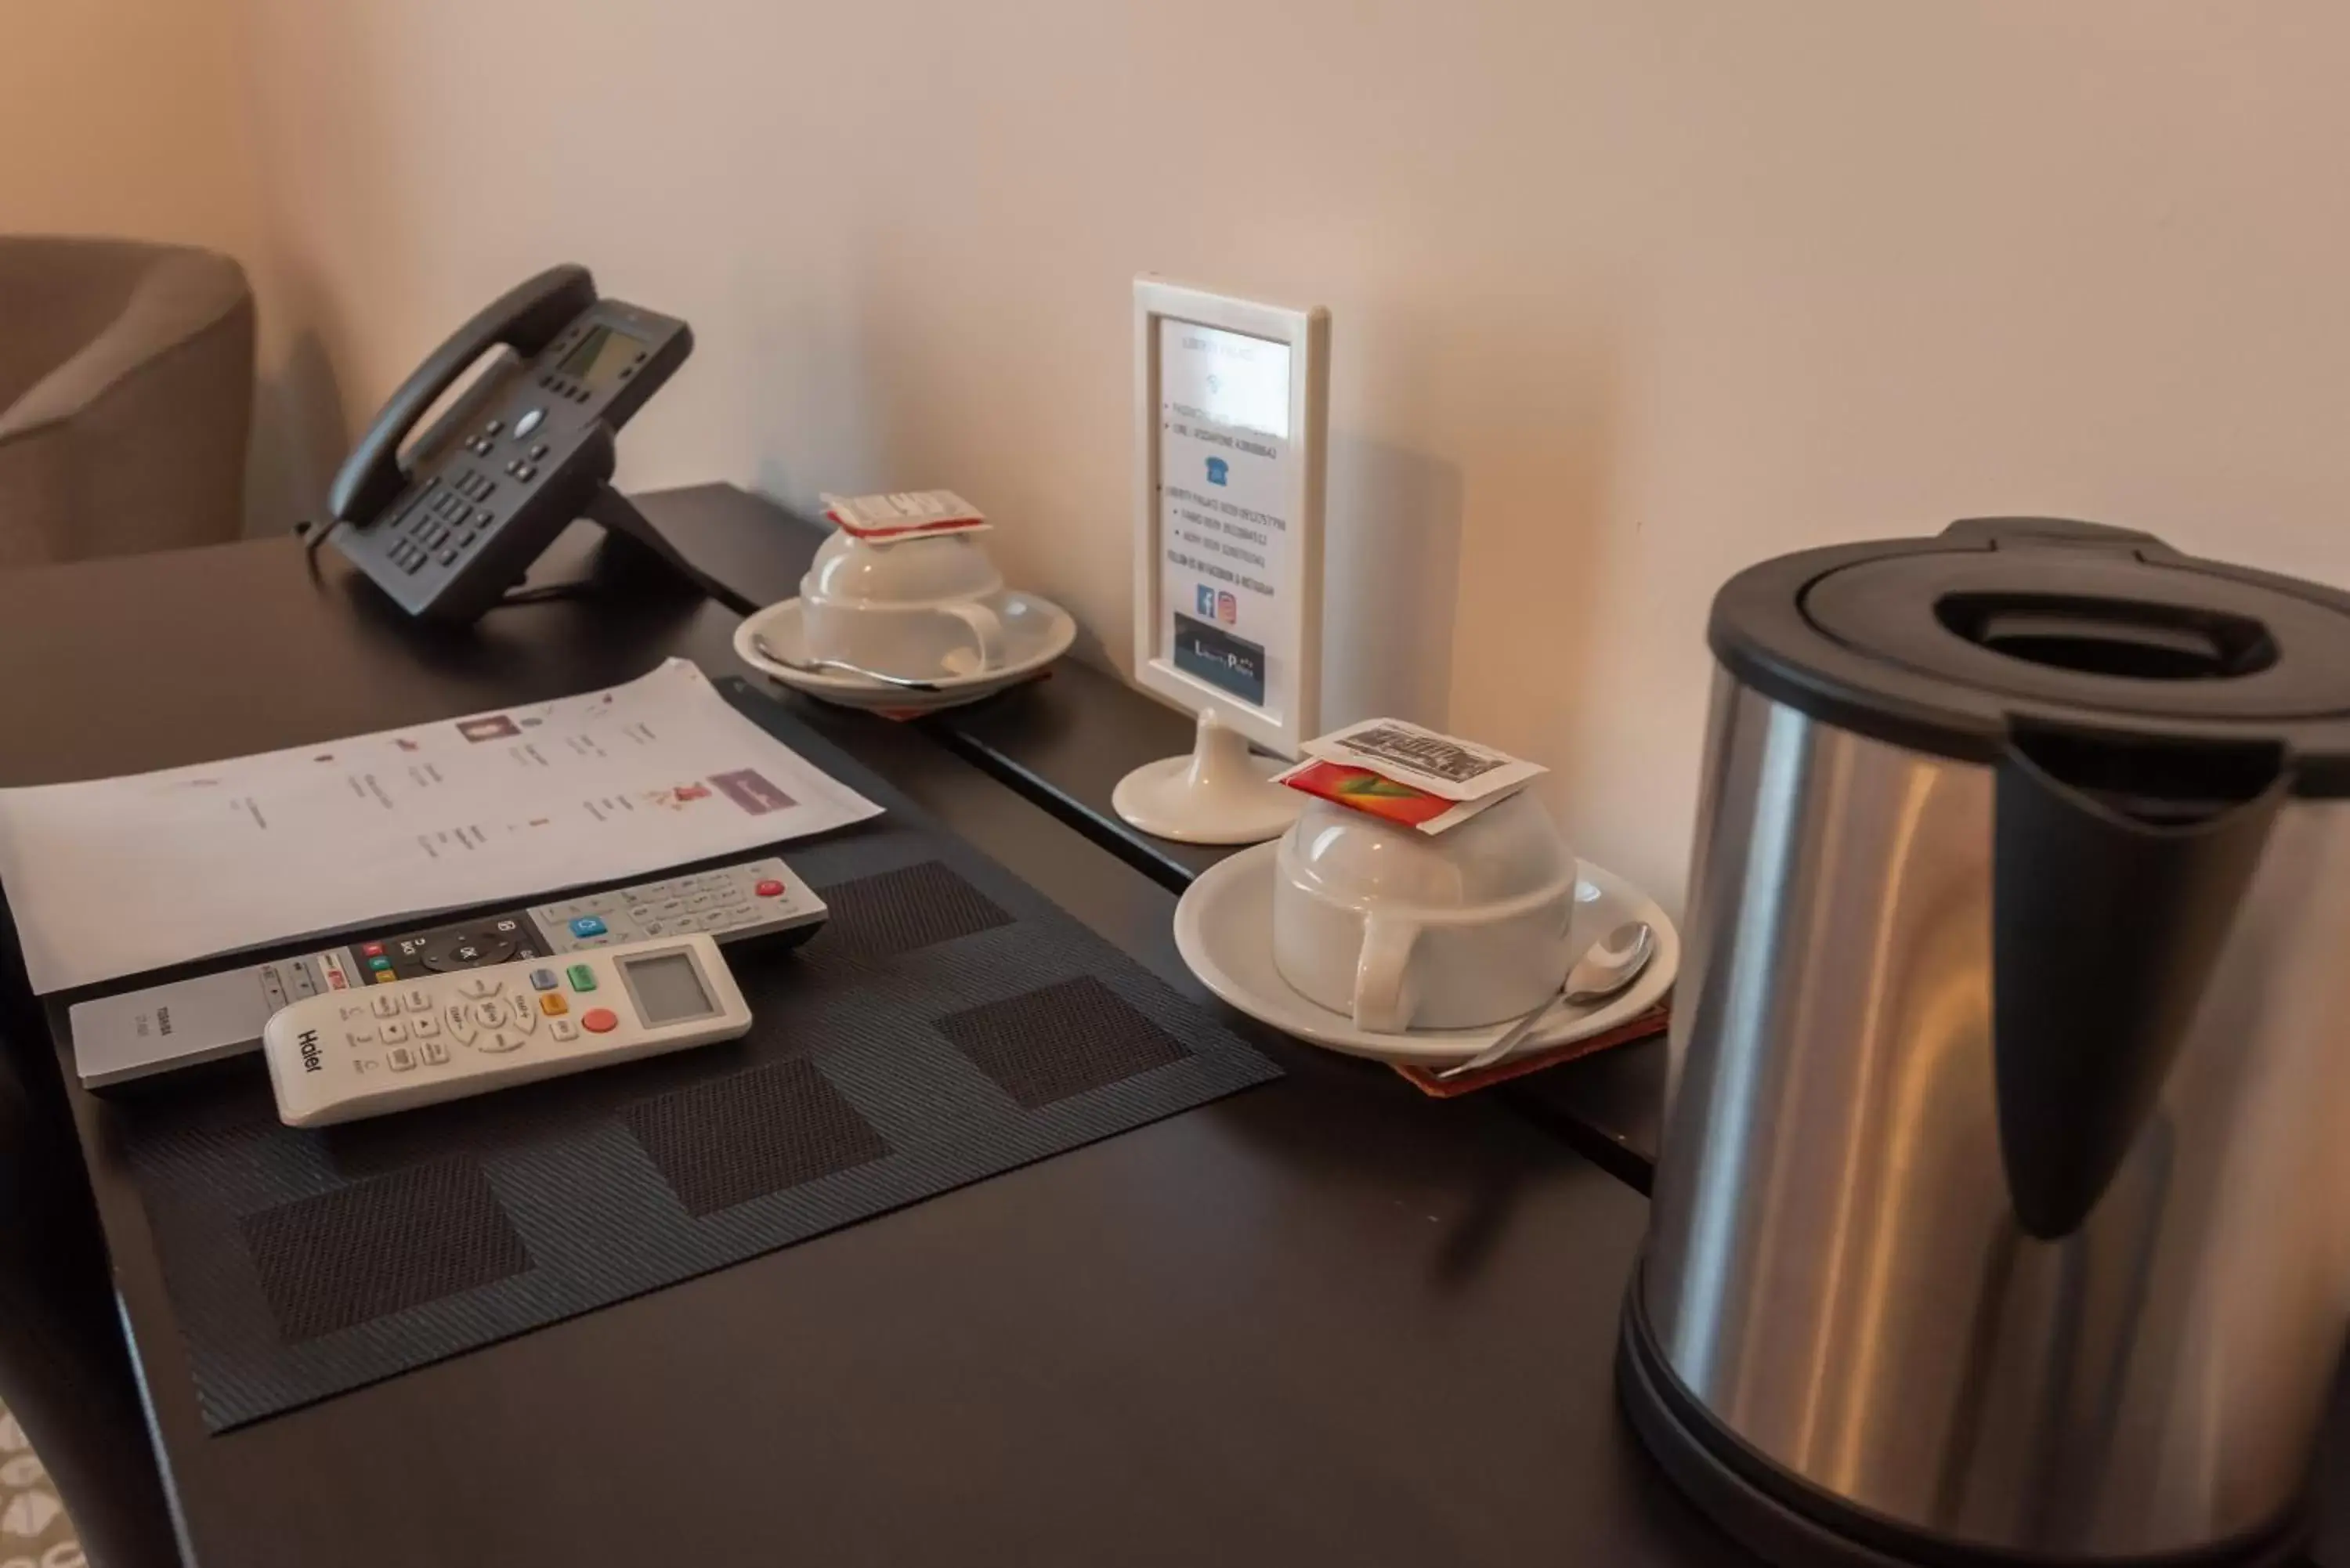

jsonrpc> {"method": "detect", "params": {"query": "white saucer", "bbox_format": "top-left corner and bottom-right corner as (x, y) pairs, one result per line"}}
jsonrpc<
(732, 593), (1077, 714)
(1172, 840), (1679, 1066)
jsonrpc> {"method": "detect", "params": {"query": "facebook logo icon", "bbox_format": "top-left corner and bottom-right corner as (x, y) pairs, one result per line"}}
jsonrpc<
(1196, 584), (1216, 616)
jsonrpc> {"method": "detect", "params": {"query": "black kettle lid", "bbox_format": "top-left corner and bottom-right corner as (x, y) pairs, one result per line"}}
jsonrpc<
(1711, 516), (2350, 794)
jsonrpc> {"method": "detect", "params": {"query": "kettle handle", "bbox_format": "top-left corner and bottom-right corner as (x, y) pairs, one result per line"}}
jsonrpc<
(1992, 726), (2287, 1237)
(1943, 516), (2176, 556)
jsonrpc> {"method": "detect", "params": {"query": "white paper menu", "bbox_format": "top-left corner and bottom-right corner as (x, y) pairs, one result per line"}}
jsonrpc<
(0, 659), (880, 993)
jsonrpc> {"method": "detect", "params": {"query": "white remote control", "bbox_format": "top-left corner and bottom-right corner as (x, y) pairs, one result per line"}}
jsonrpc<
(262, 934), (752, 1127)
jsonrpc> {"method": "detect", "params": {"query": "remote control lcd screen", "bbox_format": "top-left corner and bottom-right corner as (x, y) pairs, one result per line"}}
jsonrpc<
(619, 951), (718, 1024)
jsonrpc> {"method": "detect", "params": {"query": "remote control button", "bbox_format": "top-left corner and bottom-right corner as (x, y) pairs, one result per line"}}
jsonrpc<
(361, 942), (385, 957)
(640, 919), (664, 935)
(494, 919), (520, 933)
(510, 1003), (538, 1035)
(413, 1015), (439, 1038)
(371, 994), (400, 1018)
(671, 915), (701, 933)
(755, 880), (785, 898)
(345, 1029), (374, 1047)
(569, 916), (607, 938)
(627, 905), (654, 922)
(476, 1032), (522, 1053)
(688, 893), (712, 909)
(566, 963), (597, 992)
(457, 976), (502, 999)
(421, 1039), (450, 1065)
(374, 970), (399, 985)
(381, 1019), (410, 1043)
(367, 955), (392, 973)
(405, 991), (432, 1012)
(514, 406), (545, 438)
(539, 994), (568, 1016)
(530, 968), (558, 991)
(471, 999), (512, 1031)
(387, 1046), (417, 1072)
(550, 1017), (580, 1042)
(423, 929), (517, 972)
(580, 1007), (618, 1034)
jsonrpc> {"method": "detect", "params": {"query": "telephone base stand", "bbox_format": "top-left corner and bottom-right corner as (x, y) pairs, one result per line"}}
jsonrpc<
(1112, 710), (1302, 845)
(580, 486), (714, 597)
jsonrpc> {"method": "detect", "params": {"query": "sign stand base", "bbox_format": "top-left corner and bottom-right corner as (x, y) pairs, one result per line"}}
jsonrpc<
(1113, 710), (1303, 845)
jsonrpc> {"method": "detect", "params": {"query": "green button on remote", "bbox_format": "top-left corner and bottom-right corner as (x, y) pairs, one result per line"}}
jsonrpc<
(566, 963), (597, 992)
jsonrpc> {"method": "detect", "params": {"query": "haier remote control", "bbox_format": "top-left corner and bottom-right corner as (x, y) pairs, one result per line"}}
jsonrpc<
(264, 934), (752, 1127)
(70, 856), (822, 1088)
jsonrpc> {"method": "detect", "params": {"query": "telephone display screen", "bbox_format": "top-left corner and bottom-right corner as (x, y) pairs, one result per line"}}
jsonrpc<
(617, 950), (718, 1025)
(557, 327), (645, 390)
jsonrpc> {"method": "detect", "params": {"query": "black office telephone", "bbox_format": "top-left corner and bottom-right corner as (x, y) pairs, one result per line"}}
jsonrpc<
(319, 265), (693, 621)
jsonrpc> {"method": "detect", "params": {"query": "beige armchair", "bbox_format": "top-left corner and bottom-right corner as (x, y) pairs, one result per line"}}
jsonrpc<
(0, 237), (254, 565)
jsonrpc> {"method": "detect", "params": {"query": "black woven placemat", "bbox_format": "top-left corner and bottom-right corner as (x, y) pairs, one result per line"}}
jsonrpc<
(111, 678), (1281, 1431)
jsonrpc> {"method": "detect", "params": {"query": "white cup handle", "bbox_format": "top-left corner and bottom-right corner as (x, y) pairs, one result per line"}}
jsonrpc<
(1354, 912), (1421, 1034)
(939, 601), (1005, 673)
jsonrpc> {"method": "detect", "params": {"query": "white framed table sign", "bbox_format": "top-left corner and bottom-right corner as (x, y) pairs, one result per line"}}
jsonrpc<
(1115, 278), (1330, 844)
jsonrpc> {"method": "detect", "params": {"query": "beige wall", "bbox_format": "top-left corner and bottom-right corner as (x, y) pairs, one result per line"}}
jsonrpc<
(0, 0), (260, 257)
(241, 0), (2350, 907)
(0, 0), (302, 531)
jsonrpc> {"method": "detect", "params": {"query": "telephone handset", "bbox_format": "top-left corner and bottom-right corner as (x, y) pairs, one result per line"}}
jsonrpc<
(321, 264), (692, 622)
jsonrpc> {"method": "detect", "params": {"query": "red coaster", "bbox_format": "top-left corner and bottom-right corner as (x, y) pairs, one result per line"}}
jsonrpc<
(866, 667), (1054, 722)
(1391, 1004), (1669, 1098)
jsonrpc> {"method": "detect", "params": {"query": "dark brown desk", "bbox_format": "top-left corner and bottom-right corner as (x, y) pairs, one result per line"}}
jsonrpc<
(608, 492), (2350, 1567)
(2, 530), (1743, 1566)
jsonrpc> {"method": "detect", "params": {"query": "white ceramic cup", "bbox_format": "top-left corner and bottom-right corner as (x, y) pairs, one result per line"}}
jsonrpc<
(1271, 791), (1579, 1033)
(799, 529), (1007, 680)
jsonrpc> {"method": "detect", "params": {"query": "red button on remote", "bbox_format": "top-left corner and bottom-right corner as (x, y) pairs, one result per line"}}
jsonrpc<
(754, 879), (784, 898)
(362, 942), (385, 957)
(580, 1007), (618, 1034)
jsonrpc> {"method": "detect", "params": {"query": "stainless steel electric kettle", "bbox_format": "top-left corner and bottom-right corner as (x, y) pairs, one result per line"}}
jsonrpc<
(1625, 518), (2350, 1566)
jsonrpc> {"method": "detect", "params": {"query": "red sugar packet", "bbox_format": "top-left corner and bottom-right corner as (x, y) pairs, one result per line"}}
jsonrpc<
(821, 490), (990, 542)
(1275, 758), (1472, 829)
(1392, 1003), (1670, 1098)
(1276, 719), (1548, 835)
